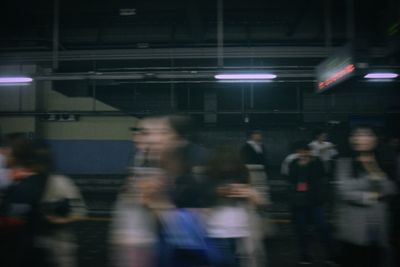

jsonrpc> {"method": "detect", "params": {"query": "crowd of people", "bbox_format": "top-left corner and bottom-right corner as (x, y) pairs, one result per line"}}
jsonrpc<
(0, 115), (399, 267)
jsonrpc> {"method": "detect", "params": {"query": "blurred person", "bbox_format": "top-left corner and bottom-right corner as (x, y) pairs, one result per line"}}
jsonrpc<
(110, 117), (167, 267)
(335, 126), (396, 267)
(160, 144), (208, 209)
(206, 146), (266, 267)
(122, 115), (208, 201)
(111, 161), (213, 267)
(32, 140), (87, 267)
(0, 133), (27, 193)
(309, 129), (338, 213)
(119, 116), (177, 201)
(240, 130), (271, 243)
(110, 115), (209, 267)
(0, 136), (11, 192)
(110, 168), (161, 267)
(287, 141), (334, 265)
(132, 116), (171, 168)
(0, 138), (52, 267)
(309, 129), (338, 173)
(240, 130), (268, 172)
(154, 146), (221, 267)
(280, 141), (303, 177)
(166, 115), (208, 167)
(128, 115), (207, 170)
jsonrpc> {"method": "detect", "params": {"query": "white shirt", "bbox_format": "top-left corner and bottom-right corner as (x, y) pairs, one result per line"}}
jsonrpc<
(42, 174), (87, 218)
(281, 153), (299, 176)
(247, 141), (263, 154)
(207, 205), (250, 238)
(309, 141), (338, 162)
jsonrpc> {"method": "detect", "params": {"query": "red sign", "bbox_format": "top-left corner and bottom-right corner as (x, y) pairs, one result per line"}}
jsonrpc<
(318, 64), (355, 91)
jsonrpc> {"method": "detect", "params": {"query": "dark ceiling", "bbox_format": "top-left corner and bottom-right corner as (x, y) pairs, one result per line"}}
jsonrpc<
(1, 0), (399, 119)
(1, 0), (398, 51)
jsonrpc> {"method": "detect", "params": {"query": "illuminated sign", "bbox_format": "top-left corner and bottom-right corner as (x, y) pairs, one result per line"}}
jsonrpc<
(318, 64), (355, 90)
(316, 44), (356, 92)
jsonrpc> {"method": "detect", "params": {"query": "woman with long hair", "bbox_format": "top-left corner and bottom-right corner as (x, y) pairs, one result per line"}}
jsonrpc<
(206, 146), (266, 267)
(335, 126), (396, 267)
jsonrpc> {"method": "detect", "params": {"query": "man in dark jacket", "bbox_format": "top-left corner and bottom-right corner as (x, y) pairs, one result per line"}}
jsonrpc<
(240, 130), (268, 170)
(0, 139), (51, 267)
(288, 142), (334, 265)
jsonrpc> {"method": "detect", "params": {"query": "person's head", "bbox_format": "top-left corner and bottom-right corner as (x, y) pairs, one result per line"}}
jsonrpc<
(313, 129), (328, 142)
(135, 116), (176, 154)
(296, 141), (312, 160)
(349, 126), (378, 153)
(6, 138), (53, 179)
(248, 130), (263, 143)
(0, 132), (27, 156)
(207, 146), (249, 184)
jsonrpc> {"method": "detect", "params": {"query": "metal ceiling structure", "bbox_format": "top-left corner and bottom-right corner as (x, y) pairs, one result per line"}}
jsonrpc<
(0, 0), (399, 120)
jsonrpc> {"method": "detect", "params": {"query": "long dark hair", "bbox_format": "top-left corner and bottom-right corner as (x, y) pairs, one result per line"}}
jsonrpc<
(207, 145), (249, 185)
(9, 138), (54, 175)
(349, 126), (394, 179)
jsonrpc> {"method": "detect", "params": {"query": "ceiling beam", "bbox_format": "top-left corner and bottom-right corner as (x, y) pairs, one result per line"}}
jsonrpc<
(0, 46), (386, 64)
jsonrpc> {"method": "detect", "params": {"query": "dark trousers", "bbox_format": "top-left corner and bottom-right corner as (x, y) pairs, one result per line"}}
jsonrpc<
(210, 238), (239, 267)
(292, 205), (333, 258)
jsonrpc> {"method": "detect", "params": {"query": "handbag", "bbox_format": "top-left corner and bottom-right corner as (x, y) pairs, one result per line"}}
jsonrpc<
(160, 209), (223, 265)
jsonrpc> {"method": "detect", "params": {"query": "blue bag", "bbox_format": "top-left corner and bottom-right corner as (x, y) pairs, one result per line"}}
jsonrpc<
(160, 209), (223, 265)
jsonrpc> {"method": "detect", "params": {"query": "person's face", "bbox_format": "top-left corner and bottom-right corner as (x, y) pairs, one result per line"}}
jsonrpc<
(350, 128), (377, 152)
(252, 133), (263, 143)
(142, 118), (179, 154)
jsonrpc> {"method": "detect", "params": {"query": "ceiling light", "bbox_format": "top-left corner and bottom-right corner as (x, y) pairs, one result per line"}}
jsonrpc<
(215, 73), (277, 80)
(0, 77), (33, 83)
(364, 73), (398, 79)
(217, 79), (274, 83)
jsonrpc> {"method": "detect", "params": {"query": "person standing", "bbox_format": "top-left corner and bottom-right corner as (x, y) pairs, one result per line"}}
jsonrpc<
(309, 129), (338, 174)
(335, 127), (396, 267)
(241, 130), (268, 170)
(281, 141), (303, 177)
(240, 130), (272, 251)
(309, 130), (338, 213)
(0, 139), (51, 267)
(33, 139), (87, 267)
(207, 146), (267, 267)
(288, 142), (333, 265)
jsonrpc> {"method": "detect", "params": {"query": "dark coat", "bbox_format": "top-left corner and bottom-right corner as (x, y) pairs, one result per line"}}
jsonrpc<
(335, 158), (396, 246)
(288, 157), (327, 207)
(0, 174), (49, 267)
(240, 143), (268, 170)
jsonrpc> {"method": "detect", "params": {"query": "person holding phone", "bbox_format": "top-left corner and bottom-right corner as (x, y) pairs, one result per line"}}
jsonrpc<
(288, 141), (334, 265)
